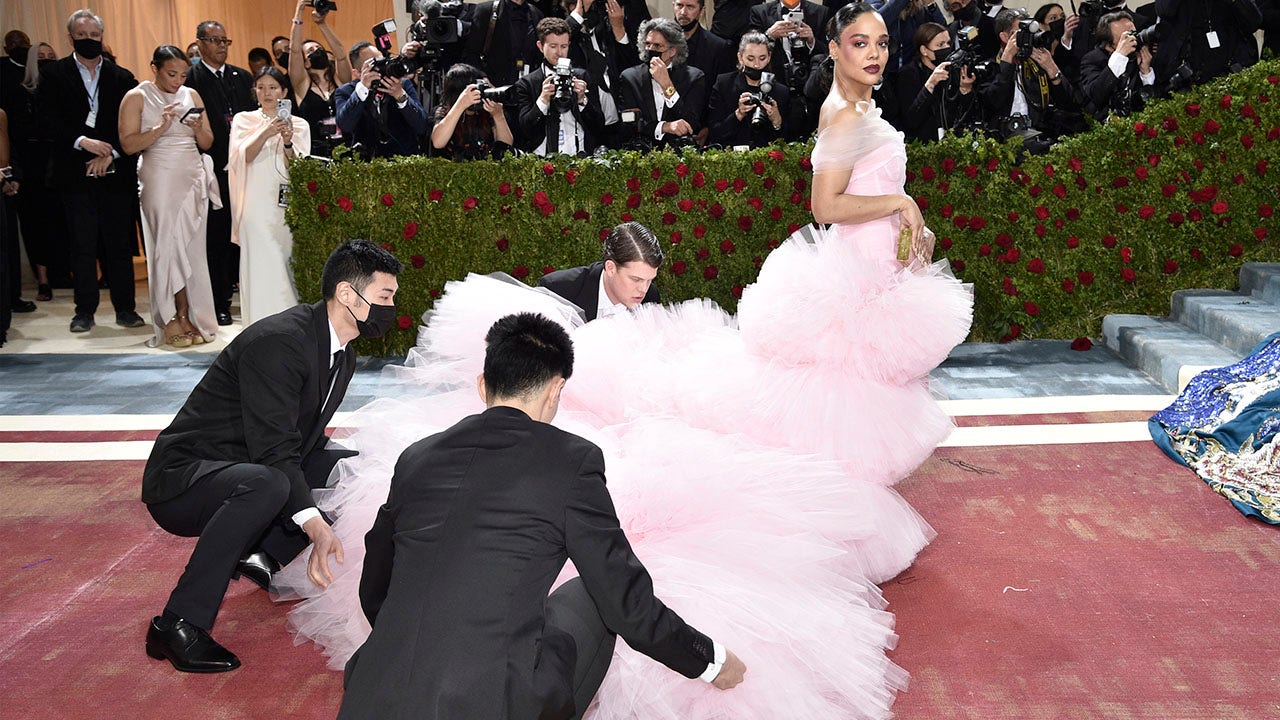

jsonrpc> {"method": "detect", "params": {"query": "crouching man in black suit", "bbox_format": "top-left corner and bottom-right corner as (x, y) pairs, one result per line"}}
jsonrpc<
(338, 312), (746, 720)
(538, 221), (663, 322)
(142, 239), (402, 673)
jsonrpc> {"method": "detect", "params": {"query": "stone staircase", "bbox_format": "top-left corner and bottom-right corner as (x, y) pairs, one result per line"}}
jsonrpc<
(1103, 262), (1280, 393)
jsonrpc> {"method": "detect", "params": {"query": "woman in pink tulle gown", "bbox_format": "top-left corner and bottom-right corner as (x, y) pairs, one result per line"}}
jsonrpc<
(274, 5), (971, 718)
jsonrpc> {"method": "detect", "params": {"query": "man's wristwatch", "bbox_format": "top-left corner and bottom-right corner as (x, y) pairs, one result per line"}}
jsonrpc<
(663, 85), (676, 99)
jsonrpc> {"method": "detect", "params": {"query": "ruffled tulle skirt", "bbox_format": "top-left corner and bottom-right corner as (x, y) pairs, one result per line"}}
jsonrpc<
(274, 224), (972, 719)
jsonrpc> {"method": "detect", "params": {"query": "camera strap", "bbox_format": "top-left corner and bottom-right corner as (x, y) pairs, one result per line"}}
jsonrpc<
(483, 0), (502, 60)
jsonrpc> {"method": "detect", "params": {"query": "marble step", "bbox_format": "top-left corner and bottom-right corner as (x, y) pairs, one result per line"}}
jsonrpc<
(1239, 262), (1280, 306)
(1170, 288), (1280, 357)
(1102, 314), (1239, 393)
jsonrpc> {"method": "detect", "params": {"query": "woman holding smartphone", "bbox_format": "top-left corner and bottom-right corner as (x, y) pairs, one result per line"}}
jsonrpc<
(119, 45), (218, 348)
(228, 66), (310, 326)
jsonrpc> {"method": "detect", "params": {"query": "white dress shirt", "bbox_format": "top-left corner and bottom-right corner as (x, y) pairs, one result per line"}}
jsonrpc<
(595, 271), (629, 319)
(649, 70), (682, 140)
(71, 54), (119, 159)
(534, 65), (589, 156)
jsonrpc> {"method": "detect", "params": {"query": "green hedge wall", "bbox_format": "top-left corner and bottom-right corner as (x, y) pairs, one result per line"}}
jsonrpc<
(290, 60), (1280, 356)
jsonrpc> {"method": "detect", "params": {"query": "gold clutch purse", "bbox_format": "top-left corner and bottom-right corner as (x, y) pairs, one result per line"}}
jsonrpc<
(897, 225), (913, 264)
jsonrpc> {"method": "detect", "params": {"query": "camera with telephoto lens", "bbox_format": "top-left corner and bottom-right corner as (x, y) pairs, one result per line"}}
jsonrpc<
(473, 79), (513, 110)
(747, 72), (776, 128)
(410, 0), (471, 46)
(551, 58), (577, 114)
(1126, 24), (1161, 52)
(941, 26), (983, 73)
(369, 19), (415, 79)
(307, 0), (337, 18)
(1014, 19), (1056, 60)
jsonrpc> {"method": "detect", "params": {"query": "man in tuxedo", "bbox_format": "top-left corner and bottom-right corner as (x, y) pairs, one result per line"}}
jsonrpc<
(142, 239), (402, 673)
(38, 10), (144, 334)
(538, 221), (662, 322)
(711, 0), (765, 46)
(748, 0), (829, 85)
(979, 8), (1085, 145)
(511, 18), (606, 155)
(338, 312), (746, 719)
(335, 42), (429, 158)
(616, 18), (707, 149)
(186, 20), (256, 327)
(564, 0), (649, 148)
(1079, 11), (1157, 120)
(676, 0), (734, 143)
(465, 0), (546, 87)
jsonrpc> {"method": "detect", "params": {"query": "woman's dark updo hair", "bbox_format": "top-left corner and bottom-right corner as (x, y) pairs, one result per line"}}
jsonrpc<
(254, 65), (289, 91)
(827, 2), (881, 44)
(151, 45), (189, 68)
(437, 63), (488, 121)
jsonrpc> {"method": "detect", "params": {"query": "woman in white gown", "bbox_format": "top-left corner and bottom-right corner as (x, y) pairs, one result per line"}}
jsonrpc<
(228, 66), (310, 325)
(275, 5), (973, 718)
(118, 45), (219, 348)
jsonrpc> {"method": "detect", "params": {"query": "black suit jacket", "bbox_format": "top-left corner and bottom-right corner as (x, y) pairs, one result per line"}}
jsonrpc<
(565, 4), (650, 106)
(748, 0), (830, 79)
(464, 0), (546, 87)
(1079, 45), (1148, 120)
(510, 65), (606, 154)
(686, 27), (735, 124)
(142, 302), (354, 519)
(711, 0), (766, 44)
(333, 79), (429, 157)
(1151, 0), (1261, 89)
(37, 55), (138, 193)
(183, 60), (255, 174)
(536, 261), (660, 321)
(706, 70), (790, 147)
(340, 406), (715, 720)
(616, 63), (707, 148)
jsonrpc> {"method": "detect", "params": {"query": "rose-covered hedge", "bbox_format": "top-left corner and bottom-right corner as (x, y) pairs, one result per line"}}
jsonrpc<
(290, 60), (1280, 356)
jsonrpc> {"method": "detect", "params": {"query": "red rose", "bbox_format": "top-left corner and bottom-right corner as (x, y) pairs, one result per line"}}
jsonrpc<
(1028, 258), (1045, 274)
(1116, 203), (1129, 214)
(719, 238), (736, 254)
(1163, 259), (1179, 274)
(979, 244), (992, 256)
(337, 195), (353, 212)
(752, 161), (766, 175)
(626, 193), (642, 209)
(1190, 247), (1204, 261)
(540, 203), (556, 217)
(1137, 205), (1155, 220)
(429, 189), (443, 202)
(514, 186), (524, 199)
(1120, 247), (1133, 264)
(969, 216), (987, 231)
(651, 167), (662, 179)
(565, 170), (578, 184)
(1065, 207), (1081, 222)
(1211, 200), (1229, 215)
(402, 221), (419, 239)
(738, 215), (753, 231)
(940, 204), (954, 218)
(1269, 127), (1280, 142)
(659, 181), (680, 197)
(1185, 102), (1201, 116)
(533, 190), (550, 207)
(1112, 176), (1129, 189)
(1204, 119), (1221, 134)
(1051, 183), (1067, 199)
(512, 265), (530, 280)
(1102, 235), (1117, 249)
(543, 266), (556, 276)
(429, 289), (441, 299)
(675, 163), (690, 178)
(692, 171), (706, 188)
(1071, 337), (1092, 351)
(317, 202), (329, 218)
(1008, 211), (1020, 223)
(1241, 134), (1255, 149)
(800, 156), (812, 171)
(626, 177), (641, 191)
(499, 182), (512, 196)
(694, 225), (707, 238)
(678, 198), (695, 212)
(1189, 208), (1203, 222)
(694, 247), (710, 261)
(397, 315), (413, 331)
(732, 178), (747, 193)
(1258, 160), (1270, 176)
(1078, 271), (1095, 286)
(709, 203), (725, 218)
(1256, 227), (1269, 241)
(1229, 243), (1244, 257)
(702, 265), (719, 280)
(793, 178), (808, 192)
(747, 196), (764, 211)
(1133, 121), (1146, 135)
(1000, 324), (1022, 343)
(1062, 279), (1076, 293)
(1121, 268), (1137, 283)
(378, 193), (394, 207)
(1068, 157), (1083, 172)
(987, 157), (999, 172)
(1192, 131), (1206, 145)
(496, 237), (510, 252)
(767, 150), (785, 163)
(1168, 211), (1185, 225)
(542, 162), (555, 175)
(938, 181), (951, 193)
(1162, 117), (1178, 131)
(763, 177), (777, 190)
(995, 233), (1013, 248)
(600, 193), (614, 205)
(953, 214), (969, 229)
(662, 212), (677, 225)
(770, 206), (783, 221)
(715, 179), (730, 192)
(1066, 236), (1080, 249)
(1034, 205), (1051, 221)
(963, 164), (979, 179)
(410, 254), (425, 269)
(1024, 301), (1040, 316)
(1234, 173), (1246, 185)
(669, 231), (682, 244)
(1034, 223), (1046, 237)
(1003, 248), (1022, 263)
(731, 284), (745, 299)
(1028, 184), (1043, 197)
(620, 212), (633, 222)
(306, 181), (318, 195)
(1074, 175), (1087, 190)
(952, 259), (965, 272)
(1135, 166), (1148, 180)
(1261, 204), (1274, 218)
(939, 237), (953, 250)
(941, 157), (956, 173)
(573, 209), (590, 221)
(463, 196), (478, 211)
(786, 223), (800, 233)
(1002, 277), (1018, 296)
(790, 192), (804, 205)
(599, 227), (610, 240)
(1220, 94), (1233, 109)
(921, 165), (936, 181)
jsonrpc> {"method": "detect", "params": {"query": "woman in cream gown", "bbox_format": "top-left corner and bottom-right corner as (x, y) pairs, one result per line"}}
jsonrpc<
(228, 66), (310, 326)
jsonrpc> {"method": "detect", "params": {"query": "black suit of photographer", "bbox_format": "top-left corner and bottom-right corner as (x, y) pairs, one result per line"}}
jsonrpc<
(748, 1), (829, 84)
(895, 59), (979, 143)
(465, 0), (546, 87)
(565, 1), (650, 145)
(616, 62), (706, 149)
(1066, 3), (1154, 67)
(511, 63), (605, 155)
(947, 2), (1002, 61)
(1079, 44), (1153, 120)
(1151, 0), (1261, 92)
(707, 70), (791, 147)
(979, 50), (1084, 140)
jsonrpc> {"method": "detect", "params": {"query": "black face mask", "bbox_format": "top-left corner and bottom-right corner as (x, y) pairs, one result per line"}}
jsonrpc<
(931, 44), (953, 62)
(276, 52), (290, 68)
(8, 46), (29, 64)
(1049, 19), (1066, 37)
(38, 58), (55, 70)
(308, 48), (329, 70)
(743, 65), (763, 81)
(348, 288), (397, 339)
(73, 38), (103, 60)
(679, 18), (700, 33)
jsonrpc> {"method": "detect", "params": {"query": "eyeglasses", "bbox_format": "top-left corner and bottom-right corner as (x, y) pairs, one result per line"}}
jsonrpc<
(199, 37), (233, 46)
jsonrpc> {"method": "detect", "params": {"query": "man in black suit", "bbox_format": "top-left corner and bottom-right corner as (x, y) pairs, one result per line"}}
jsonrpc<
(186, 20), (256, 327)
(1150, 0), (1261, 92)
(616, 18), (707, 149)
(946, 0), (1002, 60)
(748, 0), (829, 85)
(511, 18), (606, 155)
(538, 221), (662, 322)
(38, 10), (144, 334)
(338, 312), (746, 719)
(711, 0), (765, 46)
(979, 8), (1085, 145)
(142, 239), (402, 673)
(1079, 11), (1157, 120)
(335, 42), (429, 158)
(676, 0), (735, 143)
(564, 0), (650, 148)
(465, 0), (546, 86)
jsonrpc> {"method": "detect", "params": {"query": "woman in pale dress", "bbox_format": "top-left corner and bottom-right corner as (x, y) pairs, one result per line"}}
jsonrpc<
(119, 45), (218, 348)
(228, 66), (310, 326)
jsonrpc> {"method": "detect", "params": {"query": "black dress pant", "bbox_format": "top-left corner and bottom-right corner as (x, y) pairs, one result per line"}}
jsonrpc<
(62, 187), (136, 318)
(147, 447), (355, 631)
(543, 578), (617, 719)
(206, 170), (237, 315)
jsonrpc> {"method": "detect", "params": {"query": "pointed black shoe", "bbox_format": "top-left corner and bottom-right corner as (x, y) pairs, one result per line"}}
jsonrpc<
(145, 617), (240, 673)
(234, 551), (280, 591)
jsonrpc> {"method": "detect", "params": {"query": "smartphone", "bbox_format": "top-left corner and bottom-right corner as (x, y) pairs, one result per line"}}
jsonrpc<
(787, 8), (805, 25)
(276, 98), (292, 120)
(180, 107), (205, 122)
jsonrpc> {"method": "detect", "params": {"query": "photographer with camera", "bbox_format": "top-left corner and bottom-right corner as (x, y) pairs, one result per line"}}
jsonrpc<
(946, 0), (1002, 59)
(563, 0), (649, 149)
(465, 0), (545, 87)
(706, 32), (790, 147)
(749, 0), (829, 89)
(334, 41), (429, 158)
(511, 18), (605, 156)
(287, 1), (353, 158)
(871, 0), (947, 73)
(978, 8), (1085, 152)
(617, 18), (707, 149)
(1079, 11), (1157, 120)
(1151, 0), (1261, 94)
(430, 63), (514, 160)
(1031, 4), (1080, 83)
(1068, 1), (1154, 65)
(895, 23), (979, 143)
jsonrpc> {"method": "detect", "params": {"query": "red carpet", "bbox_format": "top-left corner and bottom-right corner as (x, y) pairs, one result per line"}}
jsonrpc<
(3, 439), (1277, 719)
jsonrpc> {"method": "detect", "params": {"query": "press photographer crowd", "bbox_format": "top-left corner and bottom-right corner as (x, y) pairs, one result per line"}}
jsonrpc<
(0, 0), (1276, 343)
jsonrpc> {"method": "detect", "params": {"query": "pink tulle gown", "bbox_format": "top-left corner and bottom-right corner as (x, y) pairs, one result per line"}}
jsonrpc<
(273, 100), (973, 719)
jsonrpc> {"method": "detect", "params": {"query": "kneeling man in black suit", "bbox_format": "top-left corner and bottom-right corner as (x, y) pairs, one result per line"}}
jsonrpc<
(537, 221), (663, 322)
(339, 313), (745, 719)
(142, 239), (402, 672)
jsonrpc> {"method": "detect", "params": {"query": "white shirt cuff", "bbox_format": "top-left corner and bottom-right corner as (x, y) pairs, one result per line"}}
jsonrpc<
(617, 34), (630, 44)
(654, 122), (665, 140)
(1061, 38), (1073, 51)
(537, 97), (551, 115)
(1107, 51), (1130, 78)
(396, 94), (409, 109)
(570, 10), (585, 24)
(1139, 67), (1155, 85)
(292, 507), (322, 528)
(74, 135), (87, 151)
(354, 82), (371, 101)
(698, 642), (727, 683)
(664, 91), (680, 108)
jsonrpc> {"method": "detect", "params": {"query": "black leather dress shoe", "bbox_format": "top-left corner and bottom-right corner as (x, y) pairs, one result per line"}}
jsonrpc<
(115, 310), (146, 328)
(234, 551), (280, 591)
(12, 298), (36, 313)
(69, 315), (94, 333)
(145, 617), (240, 673)
(216, 310), (233, 326)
